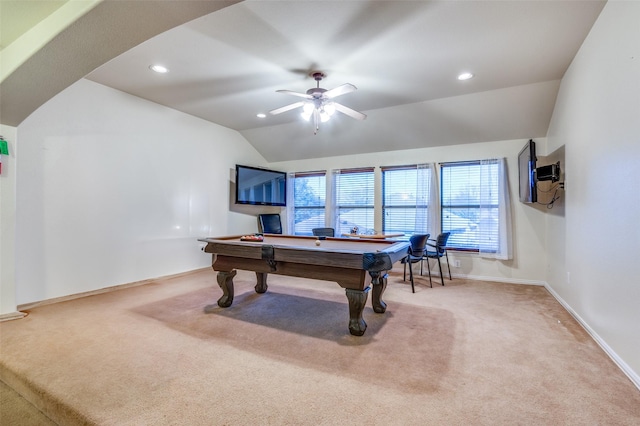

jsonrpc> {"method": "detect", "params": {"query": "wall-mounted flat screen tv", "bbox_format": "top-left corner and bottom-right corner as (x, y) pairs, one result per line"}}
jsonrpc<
(518, 139), (537, 203)
(235, 164), (287, 206)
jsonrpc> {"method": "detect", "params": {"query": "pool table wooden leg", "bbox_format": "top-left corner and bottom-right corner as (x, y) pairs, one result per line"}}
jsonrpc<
(216, 270), (237, 307)
(370, 271), (388, 313)
(345, 287), (370, 336)
(255, 272), (268, 293)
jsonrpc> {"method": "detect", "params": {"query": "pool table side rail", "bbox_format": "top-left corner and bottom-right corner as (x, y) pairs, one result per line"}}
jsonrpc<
(199, 235), (409, 271)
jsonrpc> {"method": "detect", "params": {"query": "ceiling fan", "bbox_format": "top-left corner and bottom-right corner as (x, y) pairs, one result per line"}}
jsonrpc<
(269, 71), (367, 134)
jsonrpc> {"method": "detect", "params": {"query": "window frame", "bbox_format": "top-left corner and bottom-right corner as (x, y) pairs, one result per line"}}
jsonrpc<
(291, 170), (327, 236)
(381, 165), (431, 239)
(440, 161), (500, 252)
(333, 167), (375, 235)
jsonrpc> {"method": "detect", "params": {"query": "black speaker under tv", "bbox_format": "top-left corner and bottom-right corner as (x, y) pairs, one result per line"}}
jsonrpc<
(518, 139), (537, 203)
(235, 164), (287, 206)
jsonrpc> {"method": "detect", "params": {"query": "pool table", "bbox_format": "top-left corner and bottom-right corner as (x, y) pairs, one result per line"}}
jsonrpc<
(199, 234), (410, 336)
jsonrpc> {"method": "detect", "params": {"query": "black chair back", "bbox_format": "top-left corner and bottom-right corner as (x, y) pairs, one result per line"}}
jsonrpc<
(424, 232), (452, 287)
(402, 233), (430, 293)
(409, 234), (429, 256)
(258, 214), (282, 234)
(435, 232), (451, 253)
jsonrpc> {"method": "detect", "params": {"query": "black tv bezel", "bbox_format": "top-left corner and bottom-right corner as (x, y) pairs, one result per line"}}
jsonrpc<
(235, 164), (287, 207)
(518, 139), (537, 203)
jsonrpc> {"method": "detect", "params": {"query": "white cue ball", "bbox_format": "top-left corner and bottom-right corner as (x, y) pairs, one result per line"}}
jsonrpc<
(315, 240), (321, 246)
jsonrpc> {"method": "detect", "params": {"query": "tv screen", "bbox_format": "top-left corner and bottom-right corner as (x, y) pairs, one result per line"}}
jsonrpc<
(518, 139), (537, 203)
(235, 165), (287, 206)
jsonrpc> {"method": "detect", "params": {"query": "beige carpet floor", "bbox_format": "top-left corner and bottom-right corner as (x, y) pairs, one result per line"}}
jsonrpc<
(1, 380), (56, 425)
(1, 267), (639, 425)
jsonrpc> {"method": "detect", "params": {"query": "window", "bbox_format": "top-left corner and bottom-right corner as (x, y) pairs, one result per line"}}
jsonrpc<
(441, 162), (484, 250)
(382, 165), (434, 238)
(292, 171), (326, 236)
(440, 159), (512, 258)
(333, 168), (375, 235)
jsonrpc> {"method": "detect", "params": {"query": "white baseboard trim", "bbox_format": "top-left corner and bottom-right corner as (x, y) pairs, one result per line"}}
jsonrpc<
(544, 283), (640, 392)
(17, 268), (210, 311)
(0, 311), (27, 322)
(446, 272), (546, 286)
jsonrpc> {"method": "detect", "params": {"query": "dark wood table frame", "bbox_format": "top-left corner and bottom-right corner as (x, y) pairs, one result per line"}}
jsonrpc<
(199, 235), (409, 336)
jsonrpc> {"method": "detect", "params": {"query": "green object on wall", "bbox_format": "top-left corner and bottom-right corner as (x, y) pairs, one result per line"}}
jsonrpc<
(0, 139), (8, 155)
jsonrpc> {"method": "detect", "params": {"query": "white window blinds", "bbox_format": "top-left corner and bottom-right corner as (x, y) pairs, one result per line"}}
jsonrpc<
(333, 168), (375, 235)
(381, 164), (436, 238)
(291, 171), (326, 236)
(440, 159), (512, 259)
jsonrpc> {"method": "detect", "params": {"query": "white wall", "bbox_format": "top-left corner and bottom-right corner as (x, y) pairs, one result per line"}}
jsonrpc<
(15, 79), (268, 305)
(269, 138), (550, 285)
(0, 124), (19, 317)
(546, 0), (640, 382)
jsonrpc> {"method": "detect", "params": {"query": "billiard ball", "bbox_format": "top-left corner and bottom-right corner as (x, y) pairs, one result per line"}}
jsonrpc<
(315, 240), (321, 246)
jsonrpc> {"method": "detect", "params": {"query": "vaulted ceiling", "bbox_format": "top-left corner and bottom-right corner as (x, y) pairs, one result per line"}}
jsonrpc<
(1, 1), (606, 162)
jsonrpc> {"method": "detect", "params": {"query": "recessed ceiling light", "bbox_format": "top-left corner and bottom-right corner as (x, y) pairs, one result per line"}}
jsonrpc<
(149, 64), (168, 73)
(458, 72), (474, 81)
(256, 113), (266, 118)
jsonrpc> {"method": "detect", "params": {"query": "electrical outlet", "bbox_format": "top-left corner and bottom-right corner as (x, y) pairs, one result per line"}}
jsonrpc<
(453, 260), (461, 268)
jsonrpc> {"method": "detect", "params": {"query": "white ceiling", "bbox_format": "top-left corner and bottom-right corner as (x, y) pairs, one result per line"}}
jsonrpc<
(3, 1), (606, 162)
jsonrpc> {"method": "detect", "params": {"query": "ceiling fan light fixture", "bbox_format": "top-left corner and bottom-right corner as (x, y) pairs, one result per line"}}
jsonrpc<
(323, 102), (336, 116)
(269, 71), (366, 134)
(320, 111), (331, 123)
(302, 102), (315, 114)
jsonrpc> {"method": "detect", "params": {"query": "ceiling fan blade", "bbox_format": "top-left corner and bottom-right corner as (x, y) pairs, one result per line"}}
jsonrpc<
(334, 103), (367, 120)
(276, 89), (313, 99)
(269, 101), (305, 115)
(323, 83), (357, 99)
